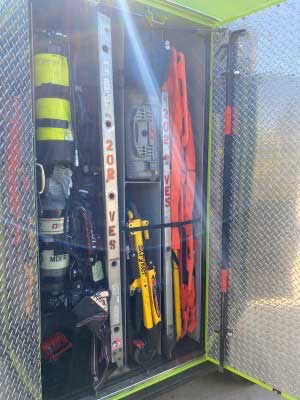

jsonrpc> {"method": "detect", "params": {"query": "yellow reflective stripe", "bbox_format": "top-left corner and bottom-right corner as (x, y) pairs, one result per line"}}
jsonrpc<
(34, 54), (69, 87)
(36, 98), (71, 121)
(36, 127), (74, 141)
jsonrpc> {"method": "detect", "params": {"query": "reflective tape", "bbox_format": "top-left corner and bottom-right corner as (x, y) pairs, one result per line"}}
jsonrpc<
(36, 127), (73, 142)
(36, 98), (71, 121)
(34, 53), (69, 87)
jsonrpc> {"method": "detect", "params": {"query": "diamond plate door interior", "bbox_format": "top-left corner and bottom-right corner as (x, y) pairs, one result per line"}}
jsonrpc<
(208, 0), (300, 397)
(0, 1), (42, 399)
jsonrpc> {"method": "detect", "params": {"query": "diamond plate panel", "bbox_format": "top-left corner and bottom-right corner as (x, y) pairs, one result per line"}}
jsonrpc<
(0, 1), (42, 399)
(208, 0), (300, 397)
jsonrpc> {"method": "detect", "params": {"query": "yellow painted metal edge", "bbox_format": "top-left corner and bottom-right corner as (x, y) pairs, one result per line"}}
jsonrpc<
(109, 357), (207, 399)
(135, 0), (217, 27)
(219, 0), (286, 27)
(207, 357), (298, 400)
(135, 0), (286, 28)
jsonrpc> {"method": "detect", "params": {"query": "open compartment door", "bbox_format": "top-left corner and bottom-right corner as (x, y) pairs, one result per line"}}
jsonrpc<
(0, 1), (42, 399)
(207, 1), (300, 398)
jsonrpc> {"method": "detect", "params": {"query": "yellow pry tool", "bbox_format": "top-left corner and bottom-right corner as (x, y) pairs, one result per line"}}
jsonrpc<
(172, 251), (182, 341)
(128, 210), (161, 330)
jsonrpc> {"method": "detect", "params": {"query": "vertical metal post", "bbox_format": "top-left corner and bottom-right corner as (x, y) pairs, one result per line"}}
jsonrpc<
(219, 29), (245, 370)
(162, 90), (175, 357)
(97, 12), (124, 368)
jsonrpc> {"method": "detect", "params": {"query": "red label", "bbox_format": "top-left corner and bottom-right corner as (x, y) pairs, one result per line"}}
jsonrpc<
(224, 106), (232, 135)
(220, 269), (229, 293)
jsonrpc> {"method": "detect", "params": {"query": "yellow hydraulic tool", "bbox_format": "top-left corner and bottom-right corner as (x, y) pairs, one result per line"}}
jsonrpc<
(128, 210), (161, 330)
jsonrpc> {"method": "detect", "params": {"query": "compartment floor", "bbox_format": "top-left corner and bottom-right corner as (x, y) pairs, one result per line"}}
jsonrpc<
(155, 370), (277, 400)
(43, 334), (203, 400)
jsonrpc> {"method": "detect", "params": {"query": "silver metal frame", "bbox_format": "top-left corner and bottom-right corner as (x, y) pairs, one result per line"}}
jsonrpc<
(161, 90), (175, 346)
(97, 12), (124, 368)
(0, 0), (42, 399)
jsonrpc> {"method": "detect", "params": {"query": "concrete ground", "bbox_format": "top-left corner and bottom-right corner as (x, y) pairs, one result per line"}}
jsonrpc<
(156, 370), (278, 400)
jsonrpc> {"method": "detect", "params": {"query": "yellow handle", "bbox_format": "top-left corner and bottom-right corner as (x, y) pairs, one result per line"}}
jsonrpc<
(147, 268), (161, 326)
(173, 252), (182, 341)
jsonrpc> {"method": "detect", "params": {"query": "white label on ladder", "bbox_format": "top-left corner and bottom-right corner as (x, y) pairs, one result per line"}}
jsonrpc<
(97, 12), (123, 368)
